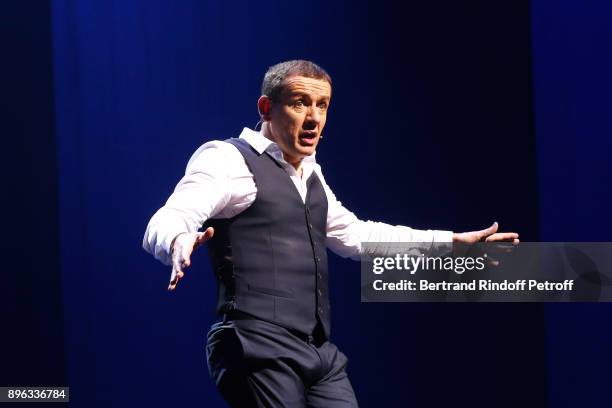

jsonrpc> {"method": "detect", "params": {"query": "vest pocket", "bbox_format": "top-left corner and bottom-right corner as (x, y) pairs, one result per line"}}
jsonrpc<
(247, 284), (294, 299)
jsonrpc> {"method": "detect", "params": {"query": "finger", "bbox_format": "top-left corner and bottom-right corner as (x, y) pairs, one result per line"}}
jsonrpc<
(193, 233), (206, 249)
(169, 246), (186, 288)
(168, 266), (181, 291)
(168, 273), (184, 291)
(180, 246), (192, 269)
(196, 227), (214, 242)
(168, 271), (185, 290)
(478, 222), (499, 240)
(194, 227), (215, 248)
(181, 258), (191, 269)
(172, 252), (187, 273)
(485, 232), (519, 242)
(202, 226), (214, 240)
(168, 278), (181, 291)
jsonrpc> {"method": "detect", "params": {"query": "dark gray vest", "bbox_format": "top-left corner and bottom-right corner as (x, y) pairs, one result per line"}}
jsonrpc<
(204, 138), (331, 337)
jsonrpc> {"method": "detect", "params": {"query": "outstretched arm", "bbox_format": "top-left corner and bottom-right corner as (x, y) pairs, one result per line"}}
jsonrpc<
(143, 140), (253, 289)
(316, 167), (518, 259)
(142, 141), (231, 264)
(315, 166), (453, 259)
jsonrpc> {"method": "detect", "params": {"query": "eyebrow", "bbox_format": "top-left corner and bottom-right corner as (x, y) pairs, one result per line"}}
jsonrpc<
(287, 91), (331, 100)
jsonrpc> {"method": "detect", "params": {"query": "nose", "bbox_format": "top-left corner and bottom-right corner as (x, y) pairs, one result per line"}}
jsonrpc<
(305, 104), (322, 127)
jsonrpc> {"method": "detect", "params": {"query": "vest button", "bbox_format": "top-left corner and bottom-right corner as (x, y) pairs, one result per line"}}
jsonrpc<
(317, 289), (322, 296)
(309, 223), (313, 229)
(318, 273), (322, 279)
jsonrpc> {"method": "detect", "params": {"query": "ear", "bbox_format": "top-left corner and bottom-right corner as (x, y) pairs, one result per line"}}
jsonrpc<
(257, 95), (272, 122)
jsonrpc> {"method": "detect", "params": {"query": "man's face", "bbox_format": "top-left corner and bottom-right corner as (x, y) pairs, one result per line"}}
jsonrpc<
(267, 76), (331, 164)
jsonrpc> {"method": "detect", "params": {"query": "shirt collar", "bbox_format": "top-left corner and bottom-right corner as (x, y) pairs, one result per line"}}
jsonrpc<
(238, 127), (317, 165)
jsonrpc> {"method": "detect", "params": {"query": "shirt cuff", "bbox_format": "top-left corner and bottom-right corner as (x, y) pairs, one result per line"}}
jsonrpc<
(433, 229), (453, 243)
(431, 230), (454, 255)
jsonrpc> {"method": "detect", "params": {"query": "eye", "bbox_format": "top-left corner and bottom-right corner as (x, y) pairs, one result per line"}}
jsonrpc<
(291, 99), (305, 112)
(317, 102), (328, 111)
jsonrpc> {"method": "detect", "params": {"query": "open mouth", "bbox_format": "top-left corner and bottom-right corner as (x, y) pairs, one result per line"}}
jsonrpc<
(299, 131), (317, 145)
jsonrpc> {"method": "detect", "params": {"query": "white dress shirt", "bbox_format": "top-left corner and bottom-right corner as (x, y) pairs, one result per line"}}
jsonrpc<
(143, 128), (453, 265)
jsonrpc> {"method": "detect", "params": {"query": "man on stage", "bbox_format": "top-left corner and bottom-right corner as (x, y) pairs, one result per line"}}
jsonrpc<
(143, 60), (518, 407)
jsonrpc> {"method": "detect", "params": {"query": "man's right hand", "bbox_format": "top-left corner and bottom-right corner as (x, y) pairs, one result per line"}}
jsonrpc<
(168, 227), (214, 291)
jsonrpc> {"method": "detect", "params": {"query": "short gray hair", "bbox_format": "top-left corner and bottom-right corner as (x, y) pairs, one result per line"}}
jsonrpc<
(261, 60), (332, 101)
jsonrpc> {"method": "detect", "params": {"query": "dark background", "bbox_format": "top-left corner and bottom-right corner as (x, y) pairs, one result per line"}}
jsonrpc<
(2, 0), (611, 406)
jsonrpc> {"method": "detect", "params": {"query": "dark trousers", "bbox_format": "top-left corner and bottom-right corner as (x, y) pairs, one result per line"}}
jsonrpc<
(206, 317), (359, 407)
